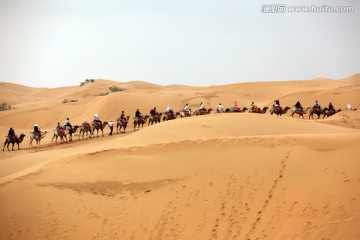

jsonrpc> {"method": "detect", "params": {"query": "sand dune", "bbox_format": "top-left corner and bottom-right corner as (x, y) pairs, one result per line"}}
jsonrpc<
(0, 75), (359, 239)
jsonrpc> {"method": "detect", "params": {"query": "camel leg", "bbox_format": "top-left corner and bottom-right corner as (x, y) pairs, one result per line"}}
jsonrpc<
(3, 141), (6, 151)
(17, 142), (20, 150)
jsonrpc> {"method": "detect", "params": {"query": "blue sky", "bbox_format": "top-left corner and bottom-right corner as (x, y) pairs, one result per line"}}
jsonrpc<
(0, 0), (359, 88)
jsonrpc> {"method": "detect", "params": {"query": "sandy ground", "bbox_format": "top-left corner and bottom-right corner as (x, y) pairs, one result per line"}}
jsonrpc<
(0, 75), (359, 240)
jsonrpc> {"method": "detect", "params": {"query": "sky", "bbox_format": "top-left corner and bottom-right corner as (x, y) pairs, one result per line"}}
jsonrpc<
(0, 0), (359, 88)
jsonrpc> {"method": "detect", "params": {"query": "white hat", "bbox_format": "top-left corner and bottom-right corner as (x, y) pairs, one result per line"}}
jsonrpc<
(34, 124), (38, 127)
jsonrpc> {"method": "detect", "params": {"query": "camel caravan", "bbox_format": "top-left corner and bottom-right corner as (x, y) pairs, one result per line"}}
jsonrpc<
(2, 100), (356, 151)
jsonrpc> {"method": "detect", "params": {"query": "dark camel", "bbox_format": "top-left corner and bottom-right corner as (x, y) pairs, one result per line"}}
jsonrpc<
(270, 106), (291, 116)
(162, 112), (180, 121)
(3, 133), (26, 151)
(148, 113), (162, 125)
(322, 108), (342, 119)
(193, 108), (213, 116)
(133, 115), (149, 131)
(116, 116), (130, 133)
(248, 107), (269, 114)
(309, 107), (323, 120)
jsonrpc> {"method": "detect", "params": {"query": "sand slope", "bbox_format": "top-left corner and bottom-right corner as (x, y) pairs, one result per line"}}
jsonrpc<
(0, 75), (359, 240)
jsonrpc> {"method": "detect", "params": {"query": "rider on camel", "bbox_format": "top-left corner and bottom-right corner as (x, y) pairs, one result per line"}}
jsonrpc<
(94, 114), (102, 127)
(274, 99), (281, 111)
(64, 117), (73, 133)
(183, 104), (190, 116)
(57, 122), (64, 135)
(313, 100), (320, 109)
(150, 107), (159, 120)
(295, 100), (303, 112)
(34, 124), (41, 137)
(166, 105), (174, 119)
(328, 102), (335, 114)
(8, 127), (17, 140)
(119, 111), (128, 123)
(199, 102), (206, 113)
(233, 101), (240, 112)
(135, 109), (143, 121)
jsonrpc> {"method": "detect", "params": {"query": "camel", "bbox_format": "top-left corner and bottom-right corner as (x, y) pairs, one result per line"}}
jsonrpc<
(91, 121), (108, 137)
(162, 112), (180, 121)
(322, 108), (342, 119)
(133, 115), (149, 131)
(148, 113), (162, 126)
(270, 106), (291, 116)
(51, 128), (68, 144)
(248, 107), (269, 114)
(3, 133), (26, 151)
(29, 131), (48, 148)
(225, 107), (248, 113)
(290, 106), (311, 118)
(64, 125), (79, 141)
(180, 110), (192, 118)
(192, 108), (213, 116)
(309, 107), (323, 120)
(79, 122), (92, 140)
(116, 116), (130, 134)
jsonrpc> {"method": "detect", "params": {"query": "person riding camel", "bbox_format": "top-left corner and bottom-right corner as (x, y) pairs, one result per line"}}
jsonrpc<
(118, 111), (128, 124)
(217, 103), (223, 112)
(233, 101), (240, 112)
(64, 117), (73, 134)
(251, 101), (259, 112)
(8, 127), (17, 141)
(135, 109), (143, 122)
(295, 100), (303, 112)
(166, 105), (174, 119)
(313, 100), (321, 112)
(94, 114), (102, 127)
(328, 102), (335, 114)
(150, 107), (159, 120)
(274, 99), (281, 111)
(57, 122), (65, 135)
(184, 104), (190, 116)
(199, 102), (206, 114)
(34, 124), (41, 137)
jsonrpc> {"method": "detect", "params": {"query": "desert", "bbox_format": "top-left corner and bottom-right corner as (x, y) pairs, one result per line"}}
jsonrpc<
(0, 74), (360, 240)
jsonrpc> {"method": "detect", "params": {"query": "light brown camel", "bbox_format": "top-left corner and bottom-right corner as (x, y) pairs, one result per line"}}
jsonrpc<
(270, 106), (290, 116)
(225, 107), (248, 113)
(180, 110), (192, 118)
(290, 106), (311, 118)
(3, 133), (26, 151)
(192, 108), (213, 116)
(91, 121), (108, 137)
(248, 107), (269, 114)
(162, 112), (180, 121)
(29, 131), (48, 148)
(309, 107), (323, 120)
(51, 128), (67, 144)
(322, 108), (342, 119)
(79, 122), (92, 140)
(116, 116), (130, 134)
(148, 113), (162, 125)
(133, 115), (149, 131)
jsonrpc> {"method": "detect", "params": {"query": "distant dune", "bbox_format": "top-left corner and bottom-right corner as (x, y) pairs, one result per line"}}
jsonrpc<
(0, 75), (359, 239)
